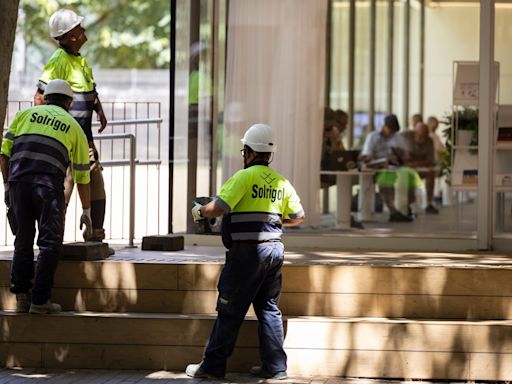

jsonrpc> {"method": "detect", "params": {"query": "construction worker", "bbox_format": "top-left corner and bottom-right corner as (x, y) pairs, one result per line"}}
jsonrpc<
(0, 79), (92, 314)
(34, 8), (109, 245)
(186, 124), (305, 380)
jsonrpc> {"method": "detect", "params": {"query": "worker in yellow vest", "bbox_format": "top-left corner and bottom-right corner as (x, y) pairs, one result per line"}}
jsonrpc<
(1, 79), (92, 314)
(186, 124), (305, 380)
(34, 8), (109, 246)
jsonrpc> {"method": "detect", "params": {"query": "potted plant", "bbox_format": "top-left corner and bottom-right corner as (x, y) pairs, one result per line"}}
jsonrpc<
(441, 107), (479, 184)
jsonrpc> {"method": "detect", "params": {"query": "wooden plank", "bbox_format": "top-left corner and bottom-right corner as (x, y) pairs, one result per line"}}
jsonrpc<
(1, 260), (512, 298)
(4, 286), (512, 321)
(3, 313), (512, 355)
(53, 262), (179, 290)
(0, 343), (42, 368)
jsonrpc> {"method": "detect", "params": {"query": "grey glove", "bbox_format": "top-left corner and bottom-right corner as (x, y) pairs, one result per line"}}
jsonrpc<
(80, 208), (93, 241)
(192, 204), (204, 222)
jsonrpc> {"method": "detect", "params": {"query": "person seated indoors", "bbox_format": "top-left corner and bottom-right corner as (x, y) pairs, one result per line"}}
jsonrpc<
(321, 107), (363, 229)
(401, 122), (439, 214)
(427, 116), (446, 163)
(322, 108), (347, 151)
(360, 114), (413, 222)
(410, 113), (423, 130)
(427, 115), (447, 204)
(321, 107), (344, 189)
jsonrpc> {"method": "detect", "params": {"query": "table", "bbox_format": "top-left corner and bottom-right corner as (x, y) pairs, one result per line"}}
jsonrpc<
(320, 170), (376, 229)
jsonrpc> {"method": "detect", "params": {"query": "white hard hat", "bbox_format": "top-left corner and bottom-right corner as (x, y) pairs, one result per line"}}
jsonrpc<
(44, 79), (74, 98)
(49, 9), (84, 38)
(241, 124), (276, 153)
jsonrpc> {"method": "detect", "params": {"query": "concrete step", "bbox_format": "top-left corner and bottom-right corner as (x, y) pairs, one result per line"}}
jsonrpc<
(185, 233), (479, 252)
(1, 260), (512, 319)
(1, 311), (512, 380)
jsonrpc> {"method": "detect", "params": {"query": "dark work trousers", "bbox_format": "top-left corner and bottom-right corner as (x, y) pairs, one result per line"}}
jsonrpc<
(9, 182), (65, 305)
(202, 241), (287, 377)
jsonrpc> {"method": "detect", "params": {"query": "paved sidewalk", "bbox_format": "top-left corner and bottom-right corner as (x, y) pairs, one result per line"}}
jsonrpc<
(0, 369), (455, 384)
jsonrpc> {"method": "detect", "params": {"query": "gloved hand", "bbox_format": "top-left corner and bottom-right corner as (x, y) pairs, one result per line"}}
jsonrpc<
(80, 208), (93, 241)
(191, 204), (204, 222)
(3, 183), (9, 208)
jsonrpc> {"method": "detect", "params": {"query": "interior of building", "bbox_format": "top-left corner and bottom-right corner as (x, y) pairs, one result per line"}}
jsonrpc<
(171, 0), (512, 251)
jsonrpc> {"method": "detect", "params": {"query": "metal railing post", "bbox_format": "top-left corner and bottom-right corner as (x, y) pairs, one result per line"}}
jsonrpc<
(93, 132), (139, 247)
(129, 134), (136, 247)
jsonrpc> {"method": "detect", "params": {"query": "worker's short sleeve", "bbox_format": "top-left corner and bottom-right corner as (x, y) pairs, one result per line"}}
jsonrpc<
(1, 113), (20, 157)
(70, 126), (90, 185)
(217, 170), (248, 211)
(38, 57), (70, 91)
(283, 183), (304, 219)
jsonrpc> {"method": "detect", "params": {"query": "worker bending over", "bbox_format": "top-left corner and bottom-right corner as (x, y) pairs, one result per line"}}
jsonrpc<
(1, 79), (92, 314)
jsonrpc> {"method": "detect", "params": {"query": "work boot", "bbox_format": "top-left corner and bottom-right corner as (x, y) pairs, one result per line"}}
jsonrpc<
(29, 301), (62, 315)
(250, 366), (288, 380)
(350, 215), (364, 229)
(185, 362), (224, 379)
(89, 228), (106, 242)
(407, 206), (416, 220)
(425, 204), (439, 214)
(89, 228), (115, 256)
(15, 293), (31, 313)
(389, 212), (413, 222)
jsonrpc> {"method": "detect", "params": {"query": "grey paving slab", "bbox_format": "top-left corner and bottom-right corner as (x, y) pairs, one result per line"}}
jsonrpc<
(0, 370), (475, 384)
(1, 243), (512, 269)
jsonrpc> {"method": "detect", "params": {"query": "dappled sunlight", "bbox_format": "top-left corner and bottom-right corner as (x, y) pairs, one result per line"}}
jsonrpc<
(279, 249), (512, 379)
(99, 262), (138, 291)
(0, 289), (15, 311)
(1, 246), (512, 378)
(1, 317), (10, 342)
(179, 264), (220, 314)
(54, 345), (70, 363)
(12, 372), (50, 379)
(284, 249), (512, 268)
(66, 261), (139, 312)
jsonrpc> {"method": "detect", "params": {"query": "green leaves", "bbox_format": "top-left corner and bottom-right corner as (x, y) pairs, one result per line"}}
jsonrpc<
(18, 0), (170, 69)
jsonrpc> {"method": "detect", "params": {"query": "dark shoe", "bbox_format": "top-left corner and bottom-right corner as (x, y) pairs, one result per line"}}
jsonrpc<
(29, 300), (62, 315)
(350, 215), (364, 229)
(15, 293), (31, 313)
(185, 362), (223, 379)
(389, 212), (413, 222)
(250, 366), (288, 380)
(107, 246), (115, 256)
(425, 204), (439, 214)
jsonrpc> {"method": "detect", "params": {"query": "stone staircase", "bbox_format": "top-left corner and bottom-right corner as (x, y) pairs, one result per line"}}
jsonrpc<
(0, 244), (512, 380)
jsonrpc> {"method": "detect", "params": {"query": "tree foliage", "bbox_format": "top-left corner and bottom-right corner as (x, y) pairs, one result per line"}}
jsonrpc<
(19, 0), (170, 69)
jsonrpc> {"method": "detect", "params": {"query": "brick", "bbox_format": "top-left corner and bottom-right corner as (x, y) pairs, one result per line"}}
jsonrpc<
(60, 242), (110, 261)
(141, 235), (184, 251)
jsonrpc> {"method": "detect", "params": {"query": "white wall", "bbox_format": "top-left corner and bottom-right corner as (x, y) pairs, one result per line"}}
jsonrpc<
(424, 7), (479, 120)
(425, 6), (512, 120)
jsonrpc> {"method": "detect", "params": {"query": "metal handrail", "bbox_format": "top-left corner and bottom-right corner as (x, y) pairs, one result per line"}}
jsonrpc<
(3, 101), (162, 246)
(93, 133), (136, 247)
(91, 118), (163, 127)
(101, 159), (161, 167)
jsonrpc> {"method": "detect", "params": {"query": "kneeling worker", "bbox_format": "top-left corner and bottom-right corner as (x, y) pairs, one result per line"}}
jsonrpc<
(186, 124), (305, 380)
(0, 79), (92, 314)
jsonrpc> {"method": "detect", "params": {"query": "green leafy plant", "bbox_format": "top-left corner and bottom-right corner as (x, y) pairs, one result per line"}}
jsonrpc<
(440, 107), (479, 184)
(18, 0), (170, 69)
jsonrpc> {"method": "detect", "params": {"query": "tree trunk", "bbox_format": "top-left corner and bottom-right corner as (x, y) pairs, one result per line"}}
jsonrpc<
(0, 0), (20, 142)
